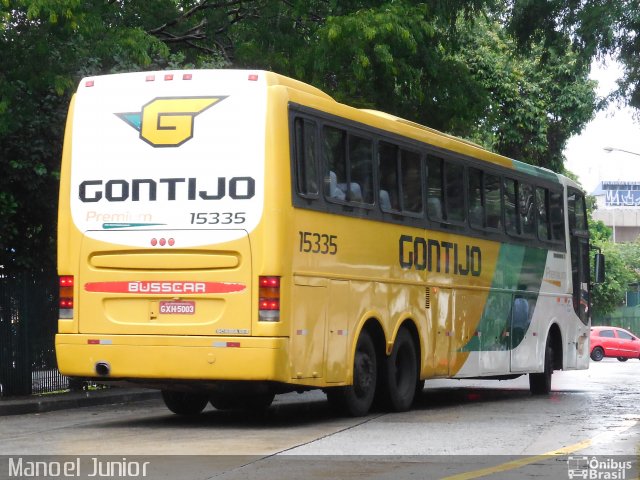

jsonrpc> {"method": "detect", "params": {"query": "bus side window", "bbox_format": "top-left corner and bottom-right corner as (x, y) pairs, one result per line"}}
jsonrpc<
(400, 149), (423, 214)
(519, 181), (535, 237)
(504, 178), (518, 235)
(322, 126), (347, 201)
(485, 173), (502, 230)
(446, 161), (465, 223)
(549, 190), (565, 241)
(573, 192), (588, 232)
(426, 156), (444, 221)
(536, 187), (551, 241)
(349, 134), (374, 204)
(378, 141), (401, 212)
(468, 167), (484, 228)
(294, 117), (318, 196)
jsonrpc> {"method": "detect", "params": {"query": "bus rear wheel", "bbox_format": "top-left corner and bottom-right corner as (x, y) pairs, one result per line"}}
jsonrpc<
(380, 328), (418, 412)
(161, 390), (209, 415)
(529, 341), (553, 395)
(326, 330), (377, 417)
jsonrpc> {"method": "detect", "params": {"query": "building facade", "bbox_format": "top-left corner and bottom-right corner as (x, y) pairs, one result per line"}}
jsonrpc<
(592, 180), (640, 242)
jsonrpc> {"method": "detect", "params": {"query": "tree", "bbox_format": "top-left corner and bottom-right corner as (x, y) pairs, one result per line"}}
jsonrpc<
(589, 212), (640, 317)
(506, 0), (640, 112)
(0, 1), (603, 271)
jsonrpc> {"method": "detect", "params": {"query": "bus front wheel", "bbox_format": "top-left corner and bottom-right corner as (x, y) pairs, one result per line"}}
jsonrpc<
(529, 341), (553, 395)
(326, 330), (377, 417)
(161, 390), (209, 415)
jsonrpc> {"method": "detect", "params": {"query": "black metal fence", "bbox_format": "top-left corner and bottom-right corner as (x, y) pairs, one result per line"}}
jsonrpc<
(0, 270), (69, 396)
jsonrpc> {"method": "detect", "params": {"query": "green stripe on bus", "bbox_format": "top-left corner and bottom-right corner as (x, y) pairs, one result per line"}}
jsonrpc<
(461, 244), (547, 352)
(511, 160), (560, 183)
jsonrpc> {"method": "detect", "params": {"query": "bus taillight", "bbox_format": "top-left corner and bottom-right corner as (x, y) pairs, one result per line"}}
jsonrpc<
(258, 276), (280, 322)
(59, 275), (74, 319)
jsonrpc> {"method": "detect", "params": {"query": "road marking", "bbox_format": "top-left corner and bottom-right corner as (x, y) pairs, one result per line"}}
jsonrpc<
(440, 418), (639, 480)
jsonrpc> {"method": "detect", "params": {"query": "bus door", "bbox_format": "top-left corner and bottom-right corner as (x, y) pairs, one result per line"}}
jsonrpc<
(429, 286), (452, 377)
(509, 294), (536, 372)
(568, 189), (591, 368)
(325, 280), (350, 383)
(291, 276), (328, 380)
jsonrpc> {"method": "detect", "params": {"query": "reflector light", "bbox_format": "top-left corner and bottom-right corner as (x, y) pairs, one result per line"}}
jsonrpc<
(168, 238), (175, 246)
(151, 238), (158, 246)
(248, 74), (259, 81)
(59, 276), (74, 287)
(85, 80), (94, 87)
(146, 75), (155, 82)
(183, 73), (192, 80)
(159, 238), (166, 246)
(164, 74), (174, 81)
(214, 341), (241, 348)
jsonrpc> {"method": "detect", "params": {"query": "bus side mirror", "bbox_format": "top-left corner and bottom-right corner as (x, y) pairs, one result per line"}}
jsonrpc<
(594, 253), (605, 284)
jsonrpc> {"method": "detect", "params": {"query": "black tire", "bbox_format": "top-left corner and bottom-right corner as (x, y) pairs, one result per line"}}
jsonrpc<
(209, 392), (275, 411)
(380, 328), (419, 412)
(617, 357), (628, 362)
(590, 347), (604, 361)
(161, 390), (209, 415)
(326, 330), (377, 417)
(530, 341), (553, 395)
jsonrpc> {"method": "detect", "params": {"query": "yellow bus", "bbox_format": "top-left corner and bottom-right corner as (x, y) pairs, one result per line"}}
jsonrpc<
(56, 70), (602, 416)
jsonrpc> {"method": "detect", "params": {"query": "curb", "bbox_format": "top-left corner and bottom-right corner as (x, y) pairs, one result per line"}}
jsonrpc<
(0, 388), (161, 416)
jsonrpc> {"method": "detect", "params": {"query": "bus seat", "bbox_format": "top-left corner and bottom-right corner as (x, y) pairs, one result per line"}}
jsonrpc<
(327, 171), (346, 200)
(469, 205), (484, 226)
(337, 181), (362, 202)
(349, 183), (362, 202)
(427, 197), (443, 219)
(379, 189), (392, 210)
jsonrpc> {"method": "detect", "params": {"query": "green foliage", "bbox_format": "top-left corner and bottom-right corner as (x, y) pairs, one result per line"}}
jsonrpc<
(589, 207), (640, 317)
(0, 0), (605, 272)
(459, 18), (597, 171)
(507, 0), (640, 111)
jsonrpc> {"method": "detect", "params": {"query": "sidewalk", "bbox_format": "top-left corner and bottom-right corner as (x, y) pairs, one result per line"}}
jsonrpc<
(0, 387), (161, 416)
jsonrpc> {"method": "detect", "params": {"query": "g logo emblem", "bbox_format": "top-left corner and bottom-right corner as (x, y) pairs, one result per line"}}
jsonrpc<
(116, 96), (226, 147)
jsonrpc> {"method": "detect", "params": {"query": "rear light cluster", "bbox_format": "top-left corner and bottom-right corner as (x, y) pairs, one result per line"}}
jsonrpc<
(59, 276), (74, 319)
(258, 276), (280, 322)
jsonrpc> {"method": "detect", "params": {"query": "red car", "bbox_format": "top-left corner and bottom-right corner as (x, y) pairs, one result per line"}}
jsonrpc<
(590, 326), (640, 362)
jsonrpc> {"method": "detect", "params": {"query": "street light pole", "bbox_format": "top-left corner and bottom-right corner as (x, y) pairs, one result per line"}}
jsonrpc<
(603, 146), (640, 157)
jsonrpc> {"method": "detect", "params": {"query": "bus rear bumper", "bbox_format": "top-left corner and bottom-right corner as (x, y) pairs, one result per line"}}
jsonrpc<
(55, 334), (290, 382)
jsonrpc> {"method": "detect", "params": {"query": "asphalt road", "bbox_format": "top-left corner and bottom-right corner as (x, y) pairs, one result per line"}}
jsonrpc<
(0, 359), (638, 480)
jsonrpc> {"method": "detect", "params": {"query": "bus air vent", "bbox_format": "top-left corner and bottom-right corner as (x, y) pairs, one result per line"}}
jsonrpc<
(425, 287), (431, 309)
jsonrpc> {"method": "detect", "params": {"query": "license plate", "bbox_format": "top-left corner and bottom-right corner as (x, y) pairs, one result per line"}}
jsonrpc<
(159, 301), (195, 315)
